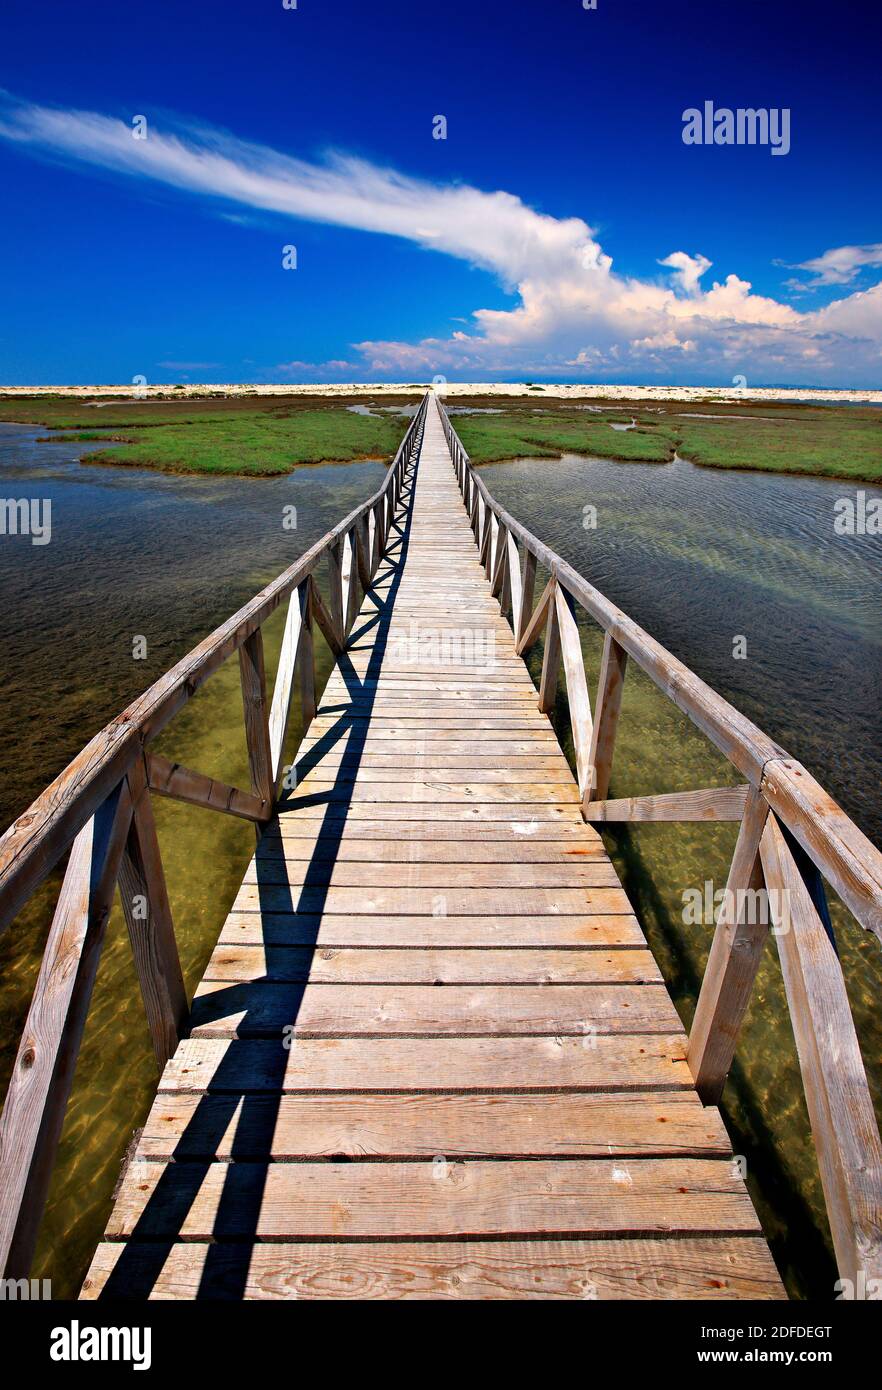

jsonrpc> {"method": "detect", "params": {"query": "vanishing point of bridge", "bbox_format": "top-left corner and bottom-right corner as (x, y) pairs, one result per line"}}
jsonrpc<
(0, 396), (880, 1299)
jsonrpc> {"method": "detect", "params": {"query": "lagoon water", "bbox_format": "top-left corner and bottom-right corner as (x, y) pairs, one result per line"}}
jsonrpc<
(0, 426), (880, 1297)
(482, 451), (882, 1298)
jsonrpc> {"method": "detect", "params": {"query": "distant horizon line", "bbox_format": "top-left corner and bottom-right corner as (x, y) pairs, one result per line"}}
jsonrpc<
(1, 381), (880, 403)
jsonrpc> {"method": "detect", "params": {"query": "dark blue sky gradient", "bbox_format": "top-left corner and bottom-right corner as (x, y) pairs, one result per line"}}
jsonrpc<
(0, 0), (879, 383)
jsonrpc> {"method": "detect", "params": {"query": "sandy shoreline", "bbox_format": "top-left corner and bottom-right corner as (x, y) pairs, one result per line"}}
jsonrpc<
(1, 382), (880, 405)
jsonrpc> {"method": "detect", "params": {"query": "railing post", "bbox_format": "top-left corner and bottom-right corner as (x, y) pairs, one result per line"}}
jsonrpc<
(555, 585), (594, 800)
(586, 631), (629, 802)
(300, 580), (317, 727)
(355, 512), (372, 593)
(483, 512), (497, 580)
(760, 815), (882, 1288)
(0, 782), (132, 1278)
(268, 580), (311, 791)
(327, 538), (345, 647)
(491, 523), (509, 600)
(341, 528), (359, 638)
(371, 498), (384, 572)
(238, 628), (274, 814)
(118, 759), (188, 1069)
(538, 581), (562, 713)
(516, 547), (536, 649)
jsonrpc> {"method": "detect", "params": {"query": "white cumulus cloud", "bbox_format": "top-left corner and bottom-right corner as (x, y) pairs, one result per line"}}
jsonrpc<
(0, 93), (879, 384)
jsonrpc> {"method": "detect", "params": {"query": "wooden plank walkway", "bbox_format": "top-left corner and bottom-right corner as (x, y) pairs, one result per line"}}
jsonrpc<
(81, 397), (784, 1300)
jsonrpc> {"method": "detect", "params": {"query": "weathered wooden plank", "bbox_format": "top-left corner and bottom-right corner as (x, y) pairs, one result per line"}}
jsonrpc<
(285, 780), (581, 805)
(189, 979), (681, 1038)
(82, 1236), (784, 1301)
(241, 859), (619, 890)
(256, 836), (605, 863)
(158, 1033), (693, 1094)
(322, 677), (539, 696)
(219, 912), (644, 948)
(103, 1158), (762, 1240)
(312, 711), (553, 729)
(202, 945), (661, 986)
(228, 883), (634, 916)
(294, 747), (567, 767)
(136, 1090), (728, 1161)
(292, 763), (577, 786)
(276, 803), (588, 824)
(270, 812), (597, 837)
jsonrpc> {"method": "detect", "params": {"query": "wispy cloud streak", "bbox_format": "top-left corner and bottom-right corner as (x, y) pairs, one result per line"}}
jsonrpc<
(1, 92), (879, 382)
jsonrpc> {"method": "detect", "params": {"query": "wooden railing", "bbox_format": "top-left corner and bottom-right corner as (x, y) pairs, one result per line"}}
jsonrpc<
(438, 397), (882, 1290)
(0, 395), (429, 1278)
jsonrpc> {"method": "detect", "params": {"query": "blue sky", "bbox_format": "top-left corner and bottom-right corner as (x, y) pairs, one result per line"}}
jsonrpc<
(0, 0), (880, 386)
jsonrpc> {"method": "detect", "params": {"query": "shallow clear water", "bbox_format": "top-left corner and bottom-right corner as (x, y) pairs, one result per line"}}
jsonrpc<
(482, 452), (882, 1297)
(0, 424), (386, 1296)
(0, 431), (879, 1297)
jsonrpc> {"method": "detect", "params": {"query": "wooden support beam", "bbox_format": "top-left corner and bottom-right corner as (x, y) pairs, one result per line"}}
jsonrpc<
(268, 582), (307, 789)
(146, 753), (268, 824)
(483, 512), (496, 580)
(470, 486), (480, 542)
(342, 529), (360, 638)
(516, 548), (537, 650)
(587, 632), (628, 803)
(0, 783), (132, 1277)
(367, 506), (378, 579)
(238, 629), (274, 811)
(538, 582), (562, 714)
(584, 786), (750, 823)
(309, 578), (344, 659)
(299, 582), (317, 729)
(326, 539), (345, 648)
(516, 577), (555, 657)
(554, 586), (594, 798)
(372, 499), (385, 571)
(491, 523), (508, 600)
(760, 815), (882, 1288)
(687, 787), (770, 1104)
(118, 761), (187, 1069)
(506, 533), (523, 638)
(355, 513), (372, 594)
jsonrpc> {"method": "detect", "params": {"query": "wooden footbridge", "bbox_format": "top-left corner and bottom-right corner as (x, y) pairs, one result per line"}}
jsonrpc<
(1, 395), (880, 1299)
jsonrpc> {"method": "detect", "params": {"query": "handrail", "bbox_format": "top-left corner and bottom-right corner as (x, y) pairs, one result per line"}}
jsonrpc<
(0, 394), (428, 1277)
(437, 395), (882, 1291)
